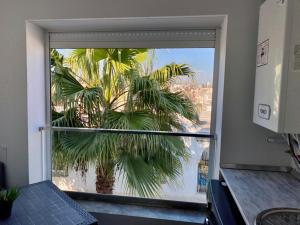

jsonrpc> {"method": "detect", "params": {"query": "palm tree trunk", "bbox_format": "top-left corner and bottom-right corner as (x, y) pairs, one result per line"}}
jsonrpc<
(95, 164), (115, 194)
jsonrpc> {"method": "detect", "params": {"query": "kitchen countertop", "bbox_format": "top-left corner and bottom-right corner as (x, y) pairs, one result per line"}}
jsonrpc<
(220, 168), (300, 225)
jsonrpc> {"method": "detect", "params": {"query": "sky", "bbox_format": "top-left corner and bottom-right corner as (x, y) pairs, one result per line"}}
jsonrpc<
(57, 48), (215, 84)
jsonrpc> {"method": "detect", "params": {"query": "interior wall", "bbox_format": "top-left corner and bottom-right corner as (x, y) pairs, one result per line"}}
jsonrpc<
(0, 0), (290, 187)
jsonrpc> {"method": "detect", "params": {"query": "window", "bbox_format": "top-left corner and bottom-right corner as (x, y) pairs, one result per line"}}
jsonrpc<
(49, 30), (216, 203)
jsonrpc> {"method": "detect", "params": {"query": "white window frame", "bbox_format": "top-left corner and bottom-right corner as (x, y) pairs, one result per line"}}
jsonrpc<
(26, 16), (227, 187)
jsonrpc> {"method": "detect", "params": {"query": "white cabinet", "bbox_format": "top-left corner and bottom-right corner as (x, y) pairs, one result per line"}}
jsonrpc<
(253, 0), (300, 133)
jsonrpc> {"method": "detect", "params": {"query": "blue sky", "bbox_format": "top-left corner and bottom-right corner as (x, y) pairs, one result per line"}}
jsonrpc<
(57, 48), (214, 84)
(152, 48), (214, 84)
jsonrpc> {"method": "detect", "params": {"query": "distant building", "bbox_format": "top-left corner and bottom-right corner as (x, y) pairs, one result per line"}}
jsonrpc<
(170, 82), (213, 130)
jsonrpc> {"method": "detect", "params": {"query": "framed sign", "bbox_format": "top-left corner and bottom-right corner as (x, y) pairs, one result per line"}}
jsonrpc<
(257, 39), (269, 67)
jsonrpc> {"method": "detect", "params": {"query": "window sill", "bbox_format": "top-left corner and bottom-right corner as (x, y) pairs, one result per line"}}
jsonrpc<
(76, 199), (208, 224)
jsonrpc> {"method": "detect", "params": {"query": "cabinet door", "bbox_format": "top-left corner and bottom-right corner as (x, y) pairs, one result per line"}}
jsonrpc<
(253, 0), (288, 132)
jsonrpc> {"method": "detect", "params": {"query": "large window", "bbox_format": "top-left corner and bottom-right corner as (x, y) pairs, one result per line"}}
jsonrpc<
(50, 45), (215, 203)
(50, 48), (215, 203)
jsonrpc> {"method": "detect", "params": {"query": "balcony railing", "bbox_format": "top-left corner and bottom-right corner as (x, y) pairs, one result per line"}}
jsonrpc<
(40, 126), (215, 138)
(40, 126), (215, 203)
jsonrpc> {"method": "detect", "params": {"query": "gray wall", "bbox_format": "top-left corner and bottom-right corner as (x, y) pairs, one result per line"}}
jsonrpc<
(0, 0), (290, 187)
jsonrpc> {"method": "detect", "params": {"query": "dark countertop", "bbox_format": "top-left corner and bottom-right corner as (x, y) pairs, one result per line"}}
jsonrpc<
(220, 168), (300, 225)
(0, 181), (97, 225)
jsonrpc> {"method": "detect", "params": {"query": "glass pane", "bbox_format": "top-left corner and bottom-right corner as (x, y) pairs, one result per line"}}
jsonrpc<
(50, 48), (215, 203)
(52, 131), (212, 203)
(51, 48), (214, 132)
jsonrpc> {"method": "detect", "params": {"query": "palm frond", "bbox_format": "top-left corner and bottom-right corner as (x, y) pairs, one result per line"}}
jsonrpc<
(130, 76), (199, 125)
(157, 91), (199, 124)
(65, 49), (107, 82)
(103, 110), (162, 157)
(150, 63), (194, 84)
(52, 108), (83, 127)
(52, 65), (85, 97)
(104, 110), (159, 130)
(117, 153), (162, 197)
(117, 136), (187, 198)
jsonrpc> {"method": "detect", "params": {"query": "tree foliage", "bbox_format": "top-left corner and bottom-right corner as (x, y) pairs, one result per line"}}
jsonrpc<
(51, 48), (199, 197)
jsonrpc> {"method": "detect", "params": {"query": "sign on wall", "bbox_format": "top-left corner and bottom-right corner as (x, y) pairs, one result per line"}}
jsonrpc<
(257, 39), (269, 67)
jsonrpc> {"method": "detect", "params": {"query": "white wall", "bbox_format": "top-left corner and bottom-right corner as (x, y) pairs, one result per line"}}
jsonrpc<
(0, 0), (290, 187)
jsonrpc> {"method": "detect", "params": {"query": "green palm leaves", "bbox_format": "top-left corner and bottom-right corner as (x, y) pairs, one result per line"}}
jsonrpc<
(51, 48), (199, 197)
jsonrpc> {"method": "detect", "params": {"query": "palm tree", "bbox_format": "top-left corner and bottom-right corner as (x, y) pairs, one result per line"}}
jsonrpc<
(51, 48), (199, 197)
